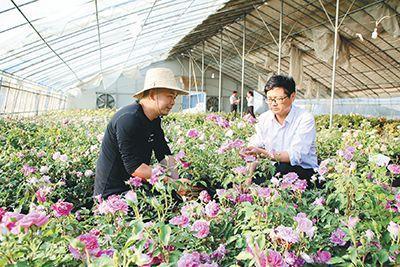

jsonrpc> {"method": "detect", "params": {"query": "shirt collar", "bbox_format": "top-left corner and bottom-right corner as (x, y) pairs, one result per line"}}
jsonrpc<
(284, 105), (296, 124)
(268, 105), (296, 126)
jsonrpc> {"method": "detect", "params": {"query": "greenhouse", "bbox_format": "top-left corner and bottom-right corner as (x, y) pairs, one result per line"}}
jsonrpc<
(0, 0), (399, 266)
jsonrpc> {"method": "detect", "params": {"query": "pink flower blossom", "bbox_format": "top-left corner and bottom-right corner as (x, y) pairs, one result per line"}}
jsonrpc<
(191, 220), (210, 238)
(236, 194), (253, 203)
(0, 207), (5, 221)
(187, 129), (200, 138)
(199, 190), (211, 203)
(181, 161), (191, 168)
(169, 215), (189, 227)
(281, 172), (298, 189)
(125, 190), (138, 205)
(292, 179), (308, 192)
(294, 213), (315, 238)
(181, 203), (199, 217)
(175, 150), (186, 161)
(51, 200), (73, 217)
(365, 229), (375, 241)
(35, 187), (50, 203)
(314, 251), (331, 264)
(330, 228), (347, 246)
(257, 187), (271, 199)
(204, 201), (220, 218)
(275, 226), (299, 244)
(18, 210), (49, 229)
(1, 211), (24, 233)
(388, 164), (400, 175)
(106, 195), (128, 215)
(267, 250), (284, 267)
(177, 252), (201, 267)
(387, 221), (400, 239)
(69, 233), (100, 259)
(21, 164), (36, 176)
(312, 197), (325, 206)
(127, 176), (143, 187)
(149, 166), (165, 185)
(344, 216), (359, 229)
(211, 244), (227, 260)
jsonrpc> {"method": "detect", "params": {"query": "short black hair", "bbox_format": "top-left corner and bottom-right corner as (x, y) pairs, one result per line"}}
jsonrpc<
(264, 75), (296, 96)
(247, 91), (253, 96)
(233, 90), (238, 94)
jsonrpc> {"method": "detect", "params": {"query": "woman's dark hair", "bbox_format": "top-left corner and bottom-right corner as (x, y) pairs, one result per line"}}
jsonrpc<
(264, 75), (296, 96)
(247, 91), (253, 96)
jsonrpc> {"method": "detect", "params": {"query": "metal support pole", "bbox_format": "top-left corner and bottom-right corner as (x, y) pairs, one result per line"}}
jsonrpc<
(35, 93), (40, 116)
(240, 16), (246, 116)
(188, 56), (192, 109)
(218, 32), (223, 112)
(329, 0), (340, 128)
(278, 0), (283, 74)
(201, 42), (205, 93)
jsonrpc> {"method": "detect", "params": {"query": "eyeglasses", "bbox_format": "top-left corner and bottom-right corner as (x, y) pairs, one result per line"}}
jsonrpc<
(265, 96), (288, 104)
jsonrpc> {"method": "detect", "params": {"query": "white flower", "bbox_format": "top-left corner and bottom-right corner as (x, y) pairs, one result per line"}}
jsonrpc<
(84, 170), (94, 177)
(365, 229), (375, 241)
(52, 152), (61, 160)
(369, 154), (390, 167)
(225, 129), (234, 137)
(40, 166), (49, 174)
(59, 154), (68, 162)
(300, 252), (314, 263)
(237, 121), (246, 128)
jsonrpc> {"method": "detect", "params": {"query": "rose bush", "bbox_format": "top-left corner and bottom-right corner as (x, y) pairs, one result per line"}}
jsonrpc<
(0, 110), (399, 266)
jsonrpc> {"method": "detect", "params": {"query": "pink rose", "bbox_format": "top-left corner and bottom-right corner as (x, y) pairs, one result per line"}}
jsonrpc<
(199, 190), (211, 203)
(18, 210), (49, 229)
(187, 129), (200, 138)
(191, 220), (210, 238)
(106, 195), (128, 215)
(204, 201), (220, 218)
(169, 215), (189, 228)
(51, 200), (73, 217)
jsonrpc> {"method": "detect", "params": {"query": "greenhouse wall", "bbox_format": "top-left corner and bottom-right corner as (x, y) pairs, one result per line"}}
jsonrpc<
(0, 72), (66, 117)
(66, 58), (252, 113)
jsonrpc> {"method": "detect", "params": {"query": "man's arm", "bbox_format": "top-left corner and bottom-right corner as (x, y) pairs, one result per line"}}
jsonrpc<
(115, 113), (149, 180)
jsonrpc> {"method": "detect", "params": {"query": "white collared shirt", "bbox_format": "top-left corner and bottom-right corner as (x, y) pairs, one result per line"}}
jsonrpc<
(230, 94), (238, 105)
(249, 105), (318, 169)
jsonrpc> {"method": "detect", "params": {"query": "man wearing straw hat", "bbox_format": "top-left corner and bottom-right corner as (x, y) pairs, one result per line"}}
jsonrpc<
(94, 67), (188, 198)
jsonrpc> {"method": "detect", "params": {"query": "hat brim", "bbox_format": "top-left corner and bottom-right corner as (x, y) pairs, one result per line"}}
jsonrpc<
(133, 86), (189, 99)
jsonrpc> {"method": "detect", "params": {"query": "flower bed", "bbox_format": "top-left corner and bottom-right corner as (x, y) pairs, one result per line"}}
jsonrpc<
(0, 110), (399, 266)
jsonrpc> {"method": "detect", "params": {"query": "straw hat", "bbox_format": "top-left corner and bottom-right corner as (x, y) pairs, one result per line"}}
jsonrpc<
(133, 67), (188, 98)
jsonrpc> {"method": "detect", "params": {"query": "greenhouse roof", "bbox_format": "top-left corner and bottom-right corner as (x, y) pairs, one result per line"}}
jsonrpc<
(169, 0), (400, 98)
(0, 0), (229, 91)
(0, 0), (399, 99)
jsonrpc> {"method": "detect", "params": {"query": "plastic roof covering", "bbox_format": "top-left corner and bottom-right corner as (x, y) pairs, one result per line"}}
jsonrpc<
(169, 0), (400, 99)
(0, 0), (229, 92)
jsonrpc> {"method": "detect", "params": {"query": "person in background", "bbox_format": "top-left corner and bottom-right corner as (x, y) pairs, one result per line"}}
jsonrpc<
(246, 90), (255, 118)
(94, 67), (189, 199)
(241, 74), (318, 186)
(229, 90), (240, 117)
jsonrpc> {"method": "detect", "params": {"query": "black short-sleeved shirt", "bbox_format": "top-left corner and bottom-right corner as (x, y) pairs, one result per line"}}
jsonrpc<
(94, 102), (171, 198)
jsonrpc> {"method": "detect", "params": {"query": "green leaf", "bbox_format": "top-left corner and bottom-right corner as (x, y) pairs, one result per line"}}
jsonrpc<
(377, 249), (389, 264)
(329, 257), (345, 264)
(159, 224), (171, 246)
(236, 251), (253, 260)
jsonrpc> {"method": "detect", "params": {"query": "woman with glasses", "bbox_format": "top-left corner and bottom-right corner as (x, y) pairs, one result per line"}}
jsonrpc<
(241, 74), (319, 187)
